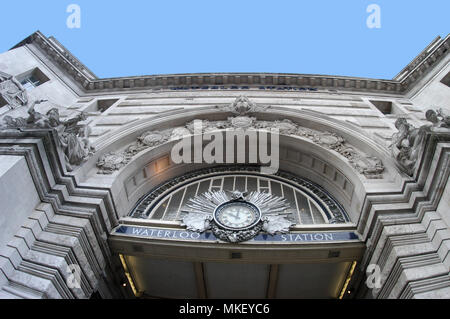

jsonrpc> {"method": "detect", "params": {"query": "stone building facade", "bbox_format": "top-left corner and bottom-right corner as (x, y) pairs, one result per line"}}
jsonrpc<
(0, 31), (449, 299)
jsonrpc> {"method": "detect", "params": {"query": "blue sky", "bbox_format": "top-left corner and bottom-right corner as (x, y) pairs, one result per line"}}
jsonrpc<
(1, 0), (449, 79)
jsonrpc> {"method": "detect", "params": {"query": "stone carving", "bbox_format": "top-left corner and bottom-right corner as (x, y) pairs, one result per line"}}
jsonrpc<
(2, 115), (28, 128)
(347, 153), (384, 177)
(1, 99), (56, 129)
(0, 71), (28, 110)
(268, 119), (299, 135)
(180, 190), (294, 243)
(184, 117), (385, 178)
(1, 99), (94, 171)
(59, 113), (94, 171)
(311, 131), (345, 149)
(186, 119), (229, 133)
(181, 213), (212, 233)
(170, 127), (191, 140)
(96, 129), (173, 174)
(97, 152), (133, 175)
(425, 108), (450, 128)
(209, 221), (264, 243)
(263, 215), (296, 235)
(138, 130), (173, 147)
(390, 118), (427, 176)
(218, 95), (270, 115)
(96, 112), (385, 178)
(230, 116), (255, 129)
(390, 109), (450, 176)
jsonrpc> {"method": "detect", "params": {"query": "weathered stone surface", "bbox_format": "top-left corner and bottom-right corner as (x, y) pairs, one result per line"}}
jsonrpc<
(0, 31), (449, 299)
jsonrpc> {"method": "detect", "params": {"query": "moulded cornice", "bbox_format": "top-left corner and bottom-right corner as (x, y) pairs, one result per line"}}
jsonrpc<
(11, 31), (450, 95)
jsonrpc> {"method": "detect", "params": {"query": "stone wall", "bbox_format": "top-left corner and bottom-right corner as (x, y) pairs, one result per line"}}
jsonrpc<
(0, 32), (449, 298)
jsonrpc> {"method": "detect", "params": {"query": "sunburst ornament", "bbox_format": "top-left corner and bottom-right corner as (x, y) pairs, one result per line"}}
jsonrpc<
(180, 190), (295, 243)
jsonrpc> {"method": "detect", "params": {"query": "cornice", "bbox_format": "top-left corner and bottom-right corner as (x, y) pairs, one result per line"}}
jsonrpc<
(10, 31), (450, 95)
(394, 35), (450, 86)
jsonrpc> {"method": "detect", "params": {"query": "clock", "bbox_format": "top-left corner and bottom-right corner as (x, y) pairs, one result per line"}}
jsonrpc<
(214, 200), (261, 230)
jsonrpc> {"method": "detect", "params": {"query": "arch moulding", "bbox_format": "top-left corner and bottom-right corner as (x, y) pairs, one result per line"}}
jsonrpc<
(76, 105), (404, 230)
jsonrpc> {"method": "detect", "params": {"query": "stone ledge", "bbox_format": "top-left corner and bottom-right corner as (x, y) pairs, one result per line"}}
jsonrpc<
(13, 31), (449, 95)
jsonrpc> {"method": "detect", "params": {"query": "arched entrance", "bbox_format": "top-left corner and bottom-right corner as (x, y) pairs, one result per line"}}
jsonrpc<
(109, 166), (363, 299)
(89, 102), (394, 298)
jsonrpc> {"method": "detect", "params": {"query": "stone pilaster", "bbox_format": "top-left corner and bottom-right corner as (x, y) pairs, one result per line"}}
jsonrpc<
(0, 129), (125, 298)
(355, 130), (450, 298)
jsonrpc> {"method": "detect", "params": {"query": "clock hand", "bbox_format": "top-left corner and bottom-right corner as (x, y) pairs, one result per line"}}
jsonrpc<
(230, 213), (240, 219)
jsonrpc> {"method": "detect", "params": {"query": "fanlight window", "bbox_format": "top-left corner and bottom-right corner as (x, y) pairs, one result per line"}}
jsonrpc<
(130, 169), (349, 225)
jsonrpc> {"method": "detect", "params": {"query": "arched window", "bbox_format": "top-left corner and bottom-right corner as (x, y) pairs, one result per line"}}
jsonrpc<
(130, 167), (349, 225)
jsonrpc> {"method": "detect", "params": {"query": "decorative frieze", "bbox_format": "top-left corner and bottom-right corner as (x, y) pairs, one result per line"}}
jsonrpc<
(96, 97), (385, 178)
(97, 130), (173, 174)
(184, 116), (385, 178)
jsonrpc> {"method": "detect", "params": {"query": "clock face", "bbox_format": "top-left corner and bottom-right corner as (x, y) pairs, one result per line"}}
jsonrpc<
(214, 201), (261, 230)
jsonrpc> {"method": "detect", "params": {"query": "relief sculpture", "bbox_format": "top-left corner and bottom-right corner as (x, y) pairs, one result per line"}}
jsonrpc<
(0, 71), (28, 110)
(1, 98), (94, 171)
(390, 109), (450, 176)
(96, 96), (385, 178)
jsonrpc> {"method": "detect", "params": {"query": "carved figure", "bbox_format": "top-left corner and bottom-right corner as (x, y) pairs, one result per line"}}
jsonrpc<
(425, 109), (450, 128)
(1, 99), (94, 171)
(0, 71), (28, 109)
(391, 118), (424, 176)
